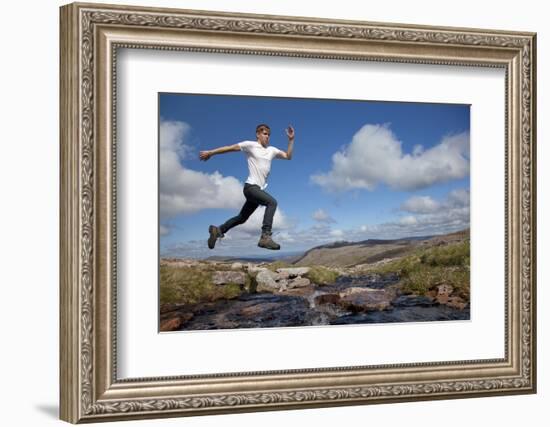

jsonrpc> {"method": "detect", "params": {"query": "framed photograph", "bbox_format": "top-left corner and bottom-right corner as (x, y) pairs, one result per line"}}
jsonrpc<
(60, 2), (536, 423)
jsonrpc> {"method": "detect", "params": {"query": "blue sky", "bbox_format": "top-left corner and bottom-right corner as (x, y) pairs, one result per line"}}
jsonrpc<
(159, 93), (470, 258)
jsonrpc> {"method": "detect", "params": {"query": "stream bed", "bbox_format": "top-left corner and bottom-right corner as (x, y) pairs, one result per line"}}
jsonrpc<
(178, 274), (470, 331)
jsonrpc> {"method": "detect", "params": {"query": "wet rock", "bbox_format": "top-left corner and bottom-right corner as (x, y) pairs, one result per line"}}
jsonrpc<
(355, 273), (384, 282)
(381, 273), (400, 282)
(447, 296), (467, 310)
(239, 302), (280, 318)
(160, 317), (182, 331)
(255, 269), (281, 293)
(279, 285), (316, 297)
(182, 294), (312, 329)
(334, 275), (354, 285)
(159, 312), (194, 331)
(314, 293), (341, 306)
(425, 284), (467, 310)
(338, 287), (393, 312)
(212, 271), (247, 286)
(392, 295), (435, 308)
(276, 267), (310, 277)
(435, 294), (449, 305)
(288, 277), (311, 289)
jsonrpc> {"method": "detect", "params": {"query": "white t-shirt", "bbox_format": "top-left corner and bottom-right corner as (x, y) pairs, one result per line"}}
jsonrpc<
(238, 140), (286, 190)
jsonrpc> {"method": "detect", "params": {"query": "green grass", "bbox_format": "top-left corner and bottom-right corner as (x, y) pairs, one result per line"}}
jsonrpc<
(420, 241), (470, 267)
(160, 265), (245, 305)
(305, 266), (340, 285)
(401, 267), (470, 297)
(265, 261), (293, 271)
(369, 241), (470, 299)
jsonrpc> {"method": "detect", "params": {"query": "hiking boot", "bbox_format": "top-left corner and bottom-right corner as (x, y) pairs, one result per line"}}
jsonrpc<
(208, 225), (224, 249)
(258, 231), (280, 250)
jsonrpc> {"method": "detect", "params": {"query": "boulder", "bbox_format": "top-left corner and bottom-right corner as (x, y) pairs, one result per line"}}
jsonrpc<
(277, 279), (289, 291)
(255, 269), (281, 293)
(275, 270), (290, 280)
(431, 283), (454, 305)
(211, 271), (247, 286)
(160, 317), (182, 332)
(159, 312), (194, 332)
(231, 262), (243, 270)
(425, 284), (468, 310)
(276, 267), (310, 277)
(338, 287), (393, 312)
(446, 296), (467, 310)
(288, 277), (311, 289)
(437, 284), (454, 296)
(246, 264), (268, 276)
(314, 293), (341, 306)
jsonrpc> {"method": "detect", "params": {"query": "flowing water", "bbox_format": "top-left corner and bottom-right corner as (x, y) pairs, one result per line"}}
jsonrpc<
(180, 274), (470, 331)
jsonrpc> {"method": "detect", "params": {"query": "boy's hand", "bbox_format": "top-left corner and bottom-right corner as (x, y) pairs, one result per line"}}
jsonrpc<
(199, 150), (212, 161)
(286, 125), (295, 140)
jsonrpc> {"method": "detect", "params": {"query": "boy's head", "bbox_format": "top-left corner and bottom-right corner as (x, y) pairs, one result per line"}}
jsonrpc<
(256, 124), (271, 146)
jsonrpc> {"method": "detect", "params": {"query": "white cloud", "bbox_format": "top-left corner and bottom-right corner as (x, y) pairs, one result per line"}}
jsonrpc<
(312, 208), (336, 223)
(159, 120), (244, 219)
(330, 229), (344, 238)
(356, 188), (470, 239)
(275, 231), (295, 243)
(311, 124), (469, 192)
(401, 196), (441, 214)
(399, 216), (418, 226)
(447, 188), (470, 207)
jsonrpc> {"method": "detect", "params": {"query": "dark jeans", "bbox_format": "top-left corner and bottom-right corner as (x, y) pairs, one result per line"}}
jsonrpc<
(220, 184), (277, 234)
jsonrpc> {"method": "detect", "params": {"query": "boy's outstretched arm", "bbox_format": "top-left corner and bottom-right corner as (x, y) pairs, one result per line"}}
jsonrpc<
(280, 125), (295, 160)
(199, 144), (240, 161)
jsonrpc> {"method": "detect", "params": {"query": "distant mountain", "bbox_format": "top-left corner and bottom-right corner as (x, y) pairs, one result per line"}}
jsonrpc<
(292, 229), (470, 268)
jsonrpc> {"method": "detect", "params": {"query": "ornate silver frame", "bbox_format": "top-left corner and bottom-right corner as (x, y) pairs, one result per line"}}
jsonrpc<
(60, 2), (536, 423)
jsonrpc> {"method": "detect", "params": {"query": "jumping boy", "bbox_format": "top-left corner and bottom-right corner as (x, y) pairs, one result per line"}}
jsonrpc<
(199, 124), (295, 250)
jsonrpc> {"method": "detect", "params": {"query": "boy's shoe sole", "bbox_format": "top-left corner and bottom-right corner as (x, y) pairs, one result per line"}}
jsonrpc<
(258, 243), (280, 250)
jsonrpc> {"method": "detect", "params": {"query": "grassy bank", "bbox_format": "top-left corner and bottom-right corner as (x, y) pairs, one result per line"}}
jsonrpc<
(368, 240), (470, 299)
(160, 265), (245, 305)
